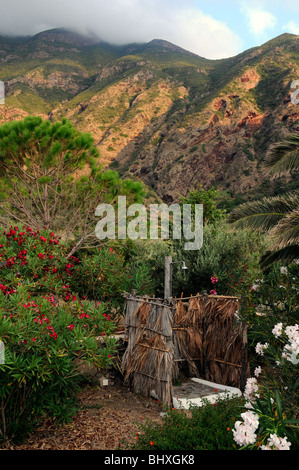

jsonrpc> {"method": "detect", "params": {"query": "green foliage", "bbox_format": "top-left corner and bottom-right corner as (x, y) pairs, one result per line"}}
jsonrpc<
(0, 116), (98, 166)
(126, 262), (156, 297)
(240, 262), (299, 355)
(172, 222), (265, 297)
(0, 225), (117, 444)
(180, 186), (226, 225)
(229, 134), (299, 268)
(128, 397), (244, 450)
(249, 65), (290, 112)
(126, 239), (173, 298)
(67, 246), (130, 305)
(0, 293), (116, 443)
(126, 220), (265, 299)
(0, 117), (146, 254)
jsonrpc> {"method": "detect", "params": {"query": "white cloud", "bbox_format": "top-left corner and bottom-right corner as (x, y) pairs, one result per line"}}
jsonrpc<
(283, 21), (299, 35)
(168, 8), (243, 59)
(0, 0), (243, 59)
(242, 5), (277, 35)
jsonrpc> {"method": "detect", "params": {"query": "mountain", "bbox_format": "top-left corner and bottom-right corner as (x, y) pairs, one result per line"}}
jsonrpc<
(0, 29), (298, 208)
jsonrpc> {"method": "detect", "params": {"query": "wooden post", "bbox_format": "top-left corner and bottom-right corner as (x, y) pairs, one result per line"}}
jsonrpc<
(202, 291), (209, 380)
(240, 322), (248, 392)
(164, 256), (172, 300)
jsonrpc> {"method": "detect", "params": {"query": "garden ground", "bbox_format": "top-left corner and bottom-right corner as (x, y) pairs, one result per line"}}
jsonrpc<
(7, 378), (163, 450)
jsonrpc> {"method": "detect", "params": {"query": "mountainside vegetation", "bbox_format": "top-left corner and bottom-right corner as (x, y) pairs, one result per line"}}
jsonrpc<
(0, 28), (298, 208)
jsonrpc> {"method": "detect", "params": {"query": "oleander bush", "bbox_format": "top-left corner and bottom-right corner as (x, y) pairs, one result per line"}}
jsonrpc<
(0, 225), (117, 444)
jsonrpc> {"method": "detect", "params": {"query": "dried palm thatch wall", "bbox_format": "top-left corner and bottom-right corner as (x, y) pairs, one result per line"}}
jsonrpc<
(122, 293), (249, 406)
(173, 295), (249, 389)
(122, 297), (174, 404)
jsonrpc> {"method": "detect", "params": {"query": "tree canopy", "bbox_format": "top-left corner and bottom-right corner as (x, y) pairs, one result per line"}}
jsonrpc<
(0, 116), (146, 255)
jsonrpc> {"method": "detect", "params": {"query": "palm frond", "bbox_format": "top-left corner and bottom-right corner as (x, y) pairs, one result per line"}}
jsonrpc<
(265, 134), (299, 177)
(261, 245), (299, 269)
(229, 191), (299, 231)
(269, 208), (299, 251)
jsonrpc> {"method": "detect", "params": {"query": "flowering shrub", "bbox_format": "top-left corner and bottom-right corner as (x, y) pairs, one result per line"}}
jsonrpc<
(128, 396), (243, 451)
(0, 225), (117, 444)
(248, 263), (299, 329)
(0, 225), (78, 298)
(232, 321), (299, 450)
(0, 224), (132, 306)
(67, 246), (130, 304)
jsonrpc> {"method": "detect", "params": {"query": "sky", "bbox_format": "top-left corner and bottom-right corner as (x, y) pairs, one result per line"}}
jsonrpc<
(0, 0), (298, 59)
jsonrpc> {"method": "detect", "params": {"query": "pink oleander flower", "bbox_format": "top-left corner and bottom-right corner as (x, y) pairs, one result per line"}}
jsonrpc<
(272, 322), (283, 338)
(232, 421), (257, 446)
(244, 377), (259, 402)
(255, 342), (268, 356)
(241, 411), (259, 430)
(261, 434), (291, 450)
(232, 410), (259, 447)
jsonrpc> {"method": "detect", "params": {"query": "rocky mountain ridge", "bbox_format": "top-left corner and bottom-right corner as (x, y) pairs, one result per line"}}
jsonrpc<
(0, 29), (298, 207)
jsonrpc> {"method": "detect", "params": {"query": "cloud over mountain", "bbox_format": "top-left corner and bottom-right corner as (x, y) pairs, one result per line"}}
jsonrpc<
(0, 0), (242, 59)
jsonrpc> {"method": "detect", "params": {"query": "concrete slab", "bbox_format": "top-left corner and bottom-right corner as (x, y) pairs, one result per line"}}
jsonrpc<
(172, 377), (242, 409)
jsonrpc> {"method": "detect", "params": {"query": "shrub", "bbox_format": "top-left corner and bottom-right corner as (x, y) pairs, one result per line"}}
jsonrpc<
(0, 225), (117, 444)
(126, 239), (173, 298)
(231, 324), (299, 450)
(172, 222), (266, 297)
(67, 246), (130, 305)
(0, 225), (78, 299)
(232, 262), (299, 450)
(240, 262), (299, 360)
(128, 397), (244, 451)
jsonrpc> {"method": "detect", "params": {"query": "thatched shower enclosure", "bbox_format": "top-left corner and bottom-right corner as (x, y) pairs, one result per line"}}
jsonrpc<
(121, 292), (249, 406)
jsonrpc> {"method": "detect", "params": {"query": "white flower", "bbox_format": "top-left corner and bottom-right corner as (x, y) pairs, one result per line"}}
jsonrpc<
(232, 410), (259, 447)
(232, 421), (257, 446)
(241, 411), (259, 431)
(234, 310), (240, 320)
(283, 345), (299, 364)
(282, 325), (299, 364)
(244, 377), (259, 402)
(285, 325), (299, 343)
(272, 323), (283, 338)
(280, 267), (288, 275)
(251, 284), (259, 291)
(244, 401), (254, 409)
(267, 434), (291, 450)
(255, 342), (269, 355)
(254, 366), (262, 377)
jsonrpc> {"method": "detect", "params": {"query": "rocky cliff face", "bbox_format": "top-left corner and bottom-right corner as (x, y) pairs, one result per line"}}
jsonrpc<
(0, 29), (298, 206)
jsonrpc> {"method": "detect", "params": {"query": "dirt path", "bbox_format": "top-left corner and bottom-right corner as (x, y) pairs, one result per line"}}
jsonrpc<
(10, 379), (163, 451)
